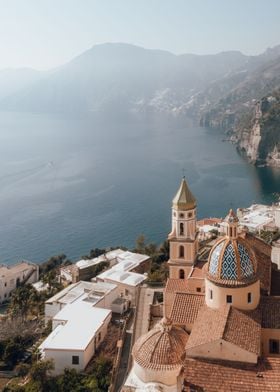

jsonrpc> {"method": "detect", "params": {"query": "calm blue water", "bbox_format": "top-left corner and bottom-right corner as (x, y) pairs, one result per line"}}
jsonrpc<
(0, 111), (279, 264)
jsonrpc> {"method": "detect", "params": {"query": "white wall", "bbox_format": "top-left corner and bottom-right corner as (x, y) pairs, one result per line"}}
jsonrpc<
(42, 313), (111, 375)
(44, 348), (85, 375)
(45, 302), (65, 323)
(0, 263), (38, 304)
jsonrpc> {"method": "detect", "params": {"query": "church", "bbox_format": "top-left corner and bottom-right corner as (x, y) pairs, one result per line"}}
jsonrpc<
(123, 178), (280, 391)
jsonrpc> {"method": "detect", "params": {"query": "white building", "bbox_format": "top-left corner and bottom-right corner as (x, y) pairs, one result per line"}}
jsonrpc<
(60, 249), (150, 283)
(45, 280), (118, 322)
(39, 301), (111, 374)
(96, 260), (147, 306)
(0, 261), (39, 304)
(237, 204), (275, 233)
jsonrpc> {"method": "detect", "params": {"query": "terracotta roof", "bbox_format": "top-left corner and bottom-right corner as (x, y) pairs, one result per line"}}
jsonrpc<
(271, 269), (280, 296)
(260, 296), (280, 329)
(172, 178), (196, 210)
(197, 218), (222, 226)
(132, 318), (188, 371)
(170, 292), (204, 325)
(245, 234), (271, 293)
(165, 278), (204, 293)
(184, 357), (280, 392)
(186, 305), (261, 356)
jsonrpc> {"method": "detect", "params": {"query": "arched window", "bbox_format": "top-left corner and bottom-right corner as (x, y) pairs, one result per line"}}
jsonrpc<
(180, 223), (184, 235)
(179, 269), (185, 279)
(179, 245), (184, 258)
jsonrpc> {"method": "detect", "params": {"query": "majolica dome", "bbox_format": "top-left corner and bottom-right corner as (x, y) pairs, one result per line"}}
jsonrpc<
(206, 236), (258, 287)
(132, 317), (188, 370)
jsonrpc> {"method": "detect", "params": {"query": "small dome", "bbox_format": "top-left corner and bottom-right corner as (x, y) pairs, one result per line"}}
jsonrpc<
(207, 236), (257, 286)
(132, 318), (188, 370)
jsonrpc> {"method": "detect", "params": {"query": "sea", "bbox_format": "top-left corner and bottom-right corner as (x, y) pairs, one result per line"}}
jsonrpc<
(0, 110), (279, 264)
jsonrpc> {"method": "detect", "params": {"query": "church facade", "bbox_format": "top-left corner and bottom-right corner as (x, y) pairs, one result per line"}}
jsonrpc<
(123, 178), (280, 391)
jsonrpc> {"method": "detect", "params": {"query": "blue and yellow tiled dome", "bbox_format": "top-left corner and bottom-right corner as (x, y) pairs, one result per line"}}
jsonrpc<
(207, 210), (258, 286)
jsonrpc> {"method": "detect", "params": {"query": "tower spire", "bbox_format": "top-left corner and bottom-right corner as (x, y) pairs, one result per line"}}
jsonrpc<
(168, 177), (198, 280)
(172, 178), (196, 211)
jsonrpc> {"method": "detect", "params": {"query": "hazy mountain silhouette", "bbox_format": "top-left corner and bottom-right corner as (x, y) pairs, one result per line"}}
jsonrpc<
(1, 43), (280, 114)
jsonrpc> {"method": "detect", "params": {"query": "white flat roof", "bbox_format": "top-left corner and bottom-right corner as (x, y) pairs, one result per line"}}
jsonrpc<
(46, 281), (117, 305)
(0, 261), (36, 276)
(40, 302), (111, 351)
(75, 249), (149, 271)
(97, 269), (146, 286)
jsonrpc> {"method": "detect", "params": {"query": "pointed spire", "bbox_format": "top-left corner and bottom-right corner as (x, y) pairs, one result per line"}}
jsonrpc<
(224, 209), (238, 238)
(224, 208), (239, 224)
(172, 178), (196, 210)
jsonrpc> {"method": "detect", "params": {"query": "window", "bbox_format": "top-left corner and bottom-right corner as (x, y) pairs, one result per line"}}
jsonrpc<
(209, 289), (213, 300)
(248, 292), (252, 303)
(173, 212), (176, 217)
(180, 223), (184, 235)
(188, 212), (192, 218)
(226, 295), (232, 303)
(179, 213), (184, 218)
(196, 287), (201, 293)
(179, 269), (185, 279)
(98, 332), (101, 342)
(179, 245), (184, 258)
(125, 289), (129, 296)
(72, 356), (79, 365)
(269, 340), (279, 354)
(4, 282), (7, 287)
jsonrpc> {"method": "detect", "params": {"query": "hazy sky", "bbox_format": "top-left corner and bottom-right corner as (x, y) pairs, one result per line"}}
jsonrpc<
(1, 0), (280, 70)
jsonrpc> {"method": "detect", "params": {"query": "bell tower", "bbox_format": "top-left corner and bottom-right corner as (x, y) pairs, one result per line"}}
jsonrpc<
(168, 177), (198, 279)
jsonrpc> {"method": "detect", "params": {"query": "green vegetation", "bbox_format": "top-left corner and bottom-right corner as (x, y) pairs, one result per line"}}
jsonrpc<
(259, 229), (280, 245)
(135, 235), (169, 284)
(4, 357), (112, 392)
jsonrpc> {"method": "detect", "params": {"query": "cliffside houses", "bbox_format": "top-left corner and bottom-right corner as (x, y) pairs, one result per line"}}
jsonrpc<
(60, 248), (150, 283)
(40, 250), (149, 374)
(40, 281), (116, 374)
(0, 260), (39, 304)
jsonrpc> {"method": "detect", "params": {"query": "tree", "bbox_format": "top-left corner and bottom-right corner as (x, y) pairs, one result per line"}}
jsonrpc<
(9, 284), (37, 319)
(3, 341), (24, 367)
(135, 234), (146, 253)
(29, 359), (54, 391)
(57, 368), (87, 392)
(91, 356), (112, 390)
(15, 362), (30, 377)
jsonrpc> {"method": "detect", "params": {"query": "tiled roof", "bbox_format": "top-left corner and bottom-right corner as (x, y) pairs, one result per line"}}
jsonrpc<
(132, 318), (188, 371)
(260, 296), (280, 329)
(170, 292), (204, 325)
(245, 234), (271, 293)
(223, 307), (261, 355)
(184, 357), (280, 392)
(186, 305), (261, 355)
(165, 278), (203, 293)
(271, 269), (280, 296)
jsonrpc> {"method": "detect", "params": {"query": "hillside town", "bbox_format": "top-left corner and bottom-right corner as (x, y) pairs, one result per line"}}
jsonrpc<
(1, 178), (280, 391)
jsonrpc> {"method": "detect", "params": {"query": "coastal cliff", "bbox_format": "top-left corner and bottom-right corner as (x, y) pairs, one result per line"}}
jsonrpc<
(199, 53), (280, 167)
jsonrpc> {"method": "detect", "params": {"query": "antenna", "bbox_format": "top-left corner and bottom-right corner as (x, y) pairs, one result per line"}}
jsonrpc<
(182, 168), (185, 179)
